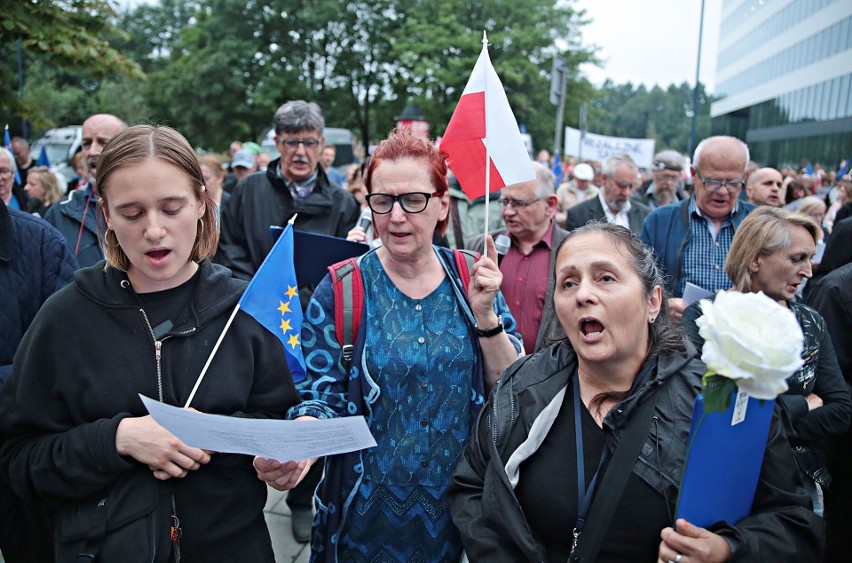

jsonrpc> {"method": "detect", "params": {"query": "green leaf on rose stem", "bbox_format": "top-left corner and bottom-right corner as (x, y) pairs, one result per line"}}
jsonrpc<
(702, 374), (738, 414)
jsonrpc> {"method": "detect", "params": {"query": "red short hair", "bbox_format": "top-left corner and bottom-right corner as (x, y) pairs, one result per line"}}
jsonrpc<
(365, 126), (449, 236)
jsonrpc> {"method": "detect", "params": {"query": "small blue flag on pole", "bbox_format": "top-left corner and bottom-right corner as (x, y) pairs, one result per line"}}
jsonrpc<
(3, 125), (22, 185)
(238, 222), (307, 382)
(37, 146), (50, 167)
(551, 153), (563, 185)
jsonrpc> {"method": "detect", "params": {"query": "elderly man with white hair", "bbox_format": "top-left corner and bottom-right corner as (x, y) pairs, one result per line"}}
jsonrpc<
(640, 136), (757, 319)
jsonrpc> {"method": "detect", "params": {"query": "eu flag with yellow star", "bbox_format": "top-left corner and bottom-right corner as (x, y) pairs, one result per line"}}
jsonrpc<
(238, 223), (307, 382)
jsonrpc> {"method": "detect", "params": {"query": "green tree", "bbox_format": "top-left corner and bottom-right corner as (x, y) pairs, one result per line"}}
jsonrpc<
(588, 80), (713, 156)
(1, 0), (144, 134)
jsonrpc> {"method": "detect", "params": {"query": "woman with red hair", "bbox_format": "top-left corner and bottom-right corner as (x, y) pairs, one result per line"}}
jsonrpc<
(256, 127), (523, 561)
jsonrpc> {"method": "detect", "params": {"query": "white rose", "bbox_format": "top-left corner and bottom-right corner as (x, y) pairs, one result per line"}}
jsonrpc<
(696, 291), (804, 400)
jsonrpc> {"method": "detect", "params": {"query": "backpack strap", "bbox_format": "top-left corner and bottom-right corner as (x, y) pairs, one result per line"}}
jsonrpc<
(329, 249), (477, 375)
(328, 257), (364, 373)
(453, 248), (479, 296)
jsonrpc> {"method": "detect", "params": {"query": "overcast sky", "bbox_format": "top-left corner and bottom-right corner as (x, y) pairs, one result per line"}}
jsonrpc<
(574, 0), (722, 92)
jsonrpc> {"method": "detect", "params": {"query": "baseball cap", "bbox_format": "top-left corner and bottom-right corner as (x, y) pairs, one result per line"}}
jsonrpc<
(573, 163), (594, 181)
(231, 149), (256, 169)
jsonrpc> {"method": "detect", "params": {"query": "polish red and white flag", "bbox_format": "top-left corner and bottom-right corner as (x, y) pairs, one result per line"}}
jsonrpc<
(441, 34), (535, 201)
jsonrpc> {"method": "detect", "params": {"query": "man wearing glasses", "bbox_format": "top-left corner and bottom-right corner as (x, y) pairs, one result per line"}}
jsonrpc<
(216, 100), (359, 543)
(218, 100), (360, 287)
(465, 162), (567, 353)
(640, 136), (756, 320)
(638, 150), (688, 209)
(565, 153), (651, 234)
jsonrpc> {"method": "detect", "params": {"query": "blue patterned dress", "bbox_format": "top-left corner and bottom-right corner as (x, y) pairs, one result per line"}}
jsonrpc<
(290, 247), (522, 562)
(337, 256), (473, 561)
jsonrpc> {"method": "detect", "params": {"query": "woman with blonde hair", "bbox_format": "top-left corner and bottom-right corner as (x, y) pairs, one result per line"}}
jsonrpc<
(24, 166), (64, 215)
(684, 206), (851, 516)
(0, 124), (299, 560)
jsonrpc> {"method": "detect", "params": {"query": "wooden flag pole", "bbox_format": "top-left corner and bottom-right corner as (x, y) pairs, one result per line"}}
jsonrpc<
(481, 30), (491, 244)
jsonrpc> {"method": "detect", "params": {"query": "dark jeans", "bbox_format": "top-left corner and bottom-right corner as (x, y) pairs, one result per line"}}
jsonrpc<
(286, 458), (323, 511)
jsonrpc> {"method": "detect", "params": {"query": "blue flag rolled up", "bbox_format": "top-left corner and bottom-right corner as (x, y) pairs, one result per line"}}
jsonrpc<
(3, 125), (22, 186)
(37, 145), (50, 167)
(238, 223), (307, 382)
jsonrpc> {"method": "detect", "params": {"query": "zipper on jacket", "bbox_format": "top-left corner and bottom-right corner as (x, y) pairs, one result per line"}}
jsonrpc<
(138, 307), (191, 561)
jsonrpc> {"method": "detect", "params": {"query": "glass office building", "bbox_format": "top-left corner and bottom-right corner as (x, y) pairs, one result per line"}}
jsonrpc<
(711, 0), (852, 169)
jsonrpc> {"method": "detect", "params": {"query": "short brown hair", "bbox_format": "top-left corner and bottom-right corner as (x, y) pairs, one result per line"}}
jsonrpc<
(96, 125), (218, 270)
(725, 207), (820, 292)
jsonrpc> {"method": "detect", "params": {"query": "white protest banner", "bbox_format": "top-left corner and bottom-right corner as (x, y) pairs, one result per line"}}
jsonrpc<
(564, 127), (656, 169)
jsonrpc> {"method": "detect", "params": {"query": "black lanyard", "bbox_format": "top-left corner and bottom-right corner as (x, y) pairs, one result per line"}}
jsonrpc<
(570, 358), (658, 555)
(571, 371), (610, 554)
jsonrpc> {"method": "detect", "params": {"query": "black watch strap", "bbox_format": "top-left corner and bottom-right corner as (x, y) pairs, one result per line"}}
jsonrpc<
(474, 316), (504, 337)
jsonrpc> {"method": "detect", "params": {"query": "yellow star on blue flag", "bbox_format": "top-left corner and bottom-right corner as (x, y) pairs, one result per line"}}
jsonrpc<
(238, 223), (306, 381)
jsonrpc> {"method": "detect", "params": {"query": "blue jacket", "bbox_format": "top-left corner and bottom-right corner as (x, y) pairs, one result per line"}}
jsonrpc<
(640, 197), (755, 296)
(0, 202), (77, 384)
(43, 185), (104, 268)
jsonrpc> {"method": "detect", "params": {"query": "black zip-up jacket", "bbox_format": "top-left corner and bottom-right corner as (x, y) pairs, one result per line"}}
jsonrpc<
(216, 160), (360, 282)
(0, 260), (299, 561)
(449, 341), (825, 561)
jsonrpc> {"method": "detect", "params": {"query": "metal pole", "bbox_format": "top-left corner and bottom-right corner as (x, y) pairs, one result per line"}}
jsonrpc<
(553, 69), (567, 159)
(687, 0), (706, 159)
(578, 103), (587, 162)
(16, 40), (28, 139)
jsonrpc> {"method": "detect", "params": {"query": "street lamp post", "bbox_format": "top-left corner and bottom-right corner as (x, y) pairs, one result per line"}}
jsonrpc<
(687, 0), (706, 159)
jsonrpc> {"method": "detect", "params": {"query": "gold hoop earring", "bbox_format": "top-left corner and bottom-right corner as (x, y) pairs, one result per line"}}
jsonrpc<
(104, 228), (121, 249)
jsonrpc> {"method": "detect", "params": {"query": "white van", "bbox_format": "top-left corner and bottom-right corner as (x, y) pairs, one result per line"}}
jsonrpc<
(30, 125), (83, 181)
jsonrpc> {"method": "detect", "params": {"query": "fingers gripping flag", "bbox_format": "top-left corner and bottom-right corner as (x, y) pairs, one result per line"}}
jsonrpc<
(441, 34), (536, 200)
(238, 223), (307, 382)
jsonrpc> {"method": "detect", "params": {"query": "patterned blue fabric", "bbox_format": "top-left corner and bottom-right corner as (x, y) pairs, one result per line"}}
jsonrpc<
(288, 246), (522, 562)
(679, 198), (737, 295)
(337, 266), (470, 560)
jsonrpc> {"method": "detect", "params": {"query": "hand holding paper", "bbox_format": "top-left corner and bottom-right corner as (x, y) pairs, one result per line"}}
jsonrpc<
(140, 395), (376, 462)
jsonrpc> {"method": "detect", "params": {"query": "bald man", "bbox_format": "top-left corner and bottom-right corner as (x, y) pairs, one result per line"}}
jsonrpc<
(44, 114), (128, 268)
(747, 167), (784, 207)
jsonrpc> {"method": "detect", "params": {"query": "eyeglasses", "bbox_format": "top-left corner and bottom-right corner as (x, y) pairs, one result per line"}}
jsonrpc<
(696, 173), (744, 193)
(610, 180), (635, 190)
(0, 168), (13, 178)
(280, 137), (321, 149)
(366, 191), (441, 214)
(655, 172), (681, 183)
(499, 197), (546, 209)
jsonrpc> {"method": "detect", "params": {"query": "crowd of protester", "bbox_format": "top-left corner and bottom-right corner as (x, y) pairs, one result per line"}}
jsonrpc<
(0, 101), (850, 562)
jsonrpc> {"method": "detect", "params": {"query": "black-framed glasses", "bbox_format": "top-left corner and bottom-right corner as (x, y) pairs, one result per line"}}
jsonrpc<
(366, 191), (441, 214)
(696, 173), (744, 193)
(499, 196), (546, 209)
(280, 137), (321, 149)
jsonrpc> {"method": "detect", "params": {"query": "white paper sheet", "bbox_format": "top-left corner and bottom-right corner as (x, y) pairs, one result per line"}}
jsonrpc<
(683, 282), (713, 306)
(140, 395), (376, 461)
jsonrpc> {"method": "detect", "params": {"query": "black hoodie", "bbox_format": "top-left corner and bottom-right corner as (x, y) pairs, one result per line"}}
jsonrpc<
(0, 259), (298, 561)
